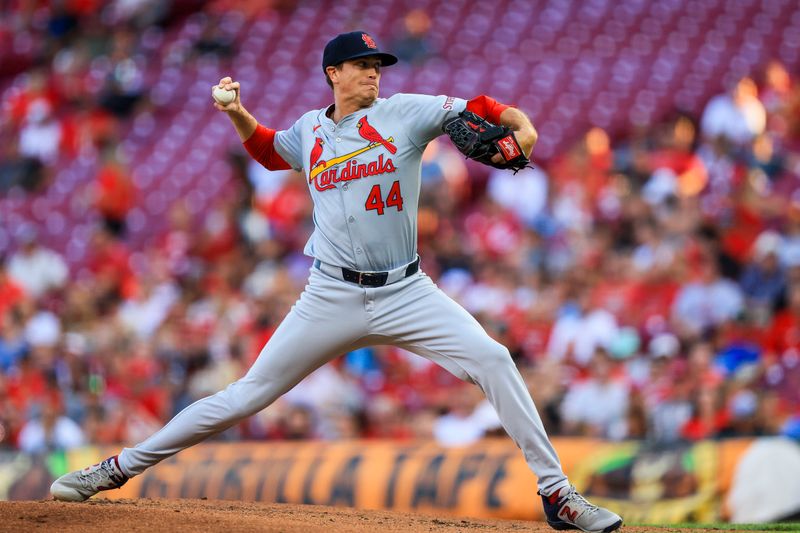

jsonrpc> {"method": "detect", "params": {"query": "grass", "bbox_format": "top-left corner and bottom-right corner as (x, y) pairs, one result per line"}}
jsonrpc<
(634, 523), (800, 531)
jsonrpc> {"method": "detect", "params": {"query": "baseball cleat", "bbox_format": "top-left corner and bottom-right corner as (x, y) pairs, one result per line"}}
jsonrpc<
(50, 455), (129, 502)
(540, 485), (623, 533)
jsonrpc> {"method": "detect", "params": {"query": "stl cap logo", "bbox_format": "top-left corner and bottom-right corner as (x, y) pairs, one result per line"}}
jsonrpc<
(362, 33), (377, 49)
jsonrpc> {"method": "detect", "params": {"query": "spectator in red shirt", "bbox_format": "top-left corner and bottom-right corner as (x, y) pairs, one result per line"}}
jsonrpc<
(681, 386), (729, 441)
(765, 283), (800, 360)
(94, 143), (136, 238)
(0, 259), (26, 322)
(85, 226), (135, 300)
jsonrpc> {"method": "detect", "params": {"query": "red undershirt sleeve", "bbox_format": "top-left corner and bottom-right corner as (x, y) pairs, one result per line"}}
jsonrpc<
(466, 95), (511, 125)
(243, 124), (292, 170)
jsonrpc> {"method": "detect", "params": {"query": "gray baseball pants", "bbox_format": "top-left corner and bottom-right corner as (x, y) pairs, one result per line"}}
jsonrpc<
(118, 266), (569, 494)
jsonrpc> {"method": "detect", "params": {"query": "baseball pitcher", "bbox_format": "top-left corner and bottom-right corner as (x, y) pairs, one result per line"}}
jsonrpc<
(51, 31), (622, 533)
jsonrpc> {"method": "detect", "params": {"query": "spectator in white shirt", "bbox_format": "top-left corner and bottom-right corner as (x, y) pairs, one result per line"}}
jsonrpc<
(700, 77), (766, 145)
(18, 99), (63, 164)
(561, 348), (630, 440)
(672, 256), (744, 336)
(18, 399), (85, 454)
(547, 292), (620, 367)
(7, 227), (68, 298)
(487, 165), (549, 228)
(117, 277), (179, 339)
(433, 384), (502, 447)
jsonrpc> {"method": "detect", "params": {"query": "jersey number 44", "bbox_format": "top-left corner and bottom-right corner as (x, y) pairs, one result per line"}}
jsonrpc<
(365, 180), (404, 215)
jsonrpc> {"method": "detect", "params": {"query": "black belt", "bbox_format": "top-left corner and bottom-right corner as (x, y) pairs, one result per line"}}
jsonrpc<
(313, 257), (420, 287)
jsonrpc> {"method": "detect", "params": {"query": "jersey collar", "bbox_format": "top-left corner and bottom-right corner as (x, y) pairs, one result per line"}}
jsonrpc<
(320, 99), (384, 128)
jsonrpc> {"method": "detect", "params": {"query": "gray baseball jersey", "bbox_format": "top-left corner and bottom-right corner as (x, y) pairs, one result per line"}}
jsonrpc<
(273, 93), (467, 271)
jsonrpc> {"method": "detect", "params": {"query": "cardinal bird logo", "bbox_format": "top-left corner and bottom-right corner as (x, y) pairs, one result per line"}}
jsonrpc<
(310, 137), (326, 169)
(357, 116), (396, 154)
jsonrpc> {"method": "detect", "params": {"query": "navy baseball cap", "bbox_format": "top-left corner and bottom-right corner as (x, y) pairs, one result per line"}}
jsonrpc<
(322, 31), (398, 71)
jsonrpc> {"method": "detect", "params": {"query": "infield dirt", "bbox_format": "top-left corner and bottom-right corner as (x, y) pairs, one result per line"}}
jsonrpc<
(0, 498), (780, 532)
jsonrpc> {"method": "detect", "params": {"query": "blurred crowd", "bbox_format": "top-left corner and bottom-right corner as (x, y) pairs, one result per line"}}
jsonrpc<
(2, 1), (800, 456)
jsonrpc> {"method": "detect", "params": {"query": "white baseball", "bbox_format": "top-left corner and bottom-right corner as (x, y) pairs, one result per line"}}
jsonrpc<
(212, 86), (236, 105)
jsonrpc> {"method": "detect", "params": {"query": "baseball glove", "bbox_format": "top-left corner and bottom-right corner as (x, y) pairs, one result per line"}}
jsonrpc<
(442, 111), (531, 172)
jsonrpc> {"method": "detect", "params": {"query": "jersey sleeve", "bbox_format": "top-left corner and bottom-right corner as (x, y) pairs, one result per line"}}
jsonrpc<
(243, 125), (292, 171)
(465, 95), (511, 125)
(394, 94), (468, 148)
(272, 116), (306, 171)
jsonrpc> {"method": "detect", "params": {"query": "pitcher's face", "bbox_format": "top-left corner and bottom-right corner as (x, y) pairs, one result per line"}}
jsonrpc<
(328, 57), (382, 106)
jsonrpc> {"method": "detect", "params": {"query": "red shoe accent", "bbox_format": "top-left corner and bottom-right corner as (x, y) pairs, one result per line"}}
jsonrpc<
(111, 455), (127, 478)
(547, 488), (562, 504)
(561, 505), (578, 522)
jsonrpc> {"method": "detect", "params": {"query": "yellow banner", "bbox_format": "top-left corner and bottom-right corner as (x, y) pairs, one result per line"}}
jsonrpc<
(92, 440), (542, 519)
(55, 438), (755, 522)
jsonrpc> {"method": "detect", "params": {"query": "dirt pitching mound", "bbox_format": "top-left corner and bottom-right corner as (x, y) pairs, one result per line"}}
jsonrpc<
(0, 498), (755, 532)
